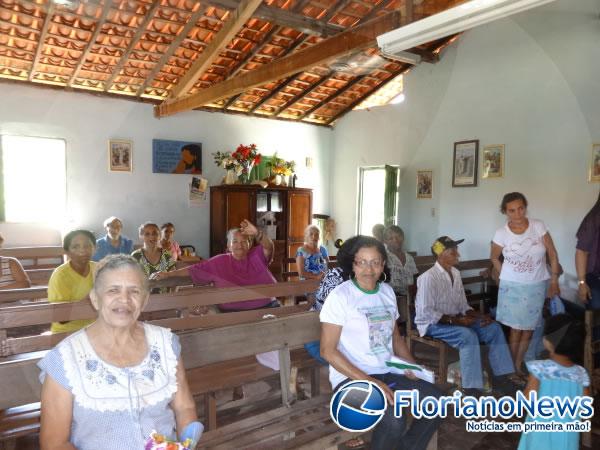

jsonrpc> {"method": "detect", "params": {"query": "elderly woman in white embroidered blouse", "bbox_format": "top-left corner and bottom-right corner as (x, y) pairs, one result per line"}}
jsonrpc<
(38, 255), (202, 450)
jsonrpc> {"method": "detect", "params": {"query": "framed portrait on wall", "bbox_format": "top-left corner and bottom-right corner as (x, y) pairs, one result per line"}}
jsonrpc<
(108, 139), (132, 172)
(589, 143), (600, 183)
(482, 144), (504, 179)
(416, 170), (433, 199)
(452, 140), (479, 187)
(152, 139), (202, 174)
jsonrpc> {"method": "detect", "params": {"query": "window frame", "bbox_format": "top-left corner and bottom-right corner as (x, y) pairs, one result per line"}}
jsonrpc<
(356, 165), (400, 235)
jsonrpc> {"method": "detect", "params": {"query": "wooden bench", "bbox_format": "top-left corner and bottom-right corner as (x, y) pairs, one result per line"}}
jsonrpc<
(0, 281), (323, 447)
(406, 258), (493, 384)
(0, 313), (437, 450)
(0, 247), (64, 270)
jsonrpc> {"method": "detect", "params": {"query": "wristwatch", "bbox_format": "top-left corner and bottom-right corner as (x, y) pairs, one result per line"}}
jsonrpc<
(578, 280), (586, 286)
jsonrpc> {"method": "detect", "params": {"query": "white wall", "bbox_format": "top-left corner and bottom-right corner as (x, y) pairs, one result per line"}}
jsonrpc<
(0, 84), (333, 256)
(330, 0), (600, 296)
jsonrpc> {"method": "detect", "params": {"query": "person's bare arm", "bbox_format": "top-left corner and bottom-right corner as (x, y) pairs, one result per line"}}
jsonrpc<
(321, 322), (394, 403)
(392, 325), (415, 363)
(150, 265), (191, 281)
(39, 375), (77, 450)
(543, 232), (560, 297)
(5, 257), (31, 289)
(170, 357), (198, 437)
(576, 248), (591, 302)
(240, 220), (273, 263)
(522, 373), (540, 399)
(490, 243), (503, 277)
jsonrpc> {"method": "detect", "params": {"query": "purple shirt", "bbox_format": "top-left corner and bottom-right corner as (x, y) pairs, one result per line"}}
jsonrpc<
(576, 206), (600, 275)
(188, 246), (276, 311)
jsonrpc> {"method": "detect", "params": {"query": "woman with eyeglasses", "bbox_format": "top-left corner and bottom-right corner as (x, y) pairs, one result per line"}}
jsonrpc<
(320, 235), (442, 450)
(39, 255), (203, 450)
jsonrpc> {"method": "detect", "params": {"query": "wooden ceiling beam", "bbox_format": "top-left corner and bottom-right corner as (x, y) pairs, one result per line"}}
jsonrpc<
(68, 1), (112, 87)
(103, 0), (162, 92)
(298, 74), (366, 120)
(169, 0), (263, 99)
(274, 72), (333, 117)
(156, 11), (400, 117)
(209, 0), (345, 36)
(28, 3), (55, 82)
(137, 3), (207, 97)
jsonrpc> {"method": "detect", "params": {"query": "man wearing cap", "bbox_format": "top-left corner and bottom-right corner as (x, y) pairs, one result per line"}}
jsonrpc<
(415, 236), (517, 396)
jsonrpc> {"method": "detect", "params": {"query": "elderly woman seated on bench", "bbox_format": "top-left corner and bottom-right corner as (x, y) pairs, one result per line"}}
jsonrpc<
(321, 235), (442, 450)
(38, 255), (203, 450)
(152, 219), (277, 313)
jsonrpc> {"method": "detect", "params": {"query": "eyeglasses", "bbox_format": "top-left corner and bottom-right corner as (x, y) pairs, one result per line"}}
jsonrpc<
(353, 259), (383, 269)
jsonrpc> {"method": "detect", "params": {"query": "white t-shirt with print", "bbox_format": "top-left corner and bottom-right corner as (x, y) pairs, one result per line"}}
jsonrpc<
(319, 279), (399, 389)
(492, 218), (550, 283)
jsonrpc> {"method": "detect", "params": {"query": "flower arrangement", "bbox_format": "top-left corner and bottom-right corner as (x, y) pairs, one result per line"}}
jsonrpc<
(213, 144), (262, 184)
(266, 153), (296, 176)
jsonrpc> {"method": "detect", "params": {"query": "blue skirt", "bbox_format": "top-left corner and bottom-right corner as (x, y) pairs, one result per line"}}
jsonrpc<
(496, 279), (546, 330)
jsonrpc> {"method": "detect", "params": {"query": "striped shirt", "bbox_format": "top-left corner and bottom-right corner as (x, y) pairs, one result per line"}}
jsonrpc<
(414, 262), (472, 336)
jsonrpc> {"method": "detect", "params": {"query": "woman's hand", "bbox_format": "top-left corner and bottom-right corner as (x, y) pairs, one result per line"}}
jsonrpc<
(370, 378), (395, 405)
(547, 280), (560, 298)
(403, 369), (418, 381)
(240, 220), (258, 237)
(150, 271), (168, 281)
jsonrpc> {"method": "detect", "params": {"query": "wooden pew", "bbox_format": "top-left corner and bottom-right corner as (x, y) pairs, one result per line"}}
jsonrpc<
(0, 247), (64, 270)
(0, 313), (437, 450)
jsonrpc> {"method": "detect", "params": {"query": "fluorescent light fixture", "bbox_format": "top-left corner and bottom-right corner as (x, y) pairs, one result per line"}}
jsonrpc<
(377, 0), (558, 55)
(381, 50), (422, 65)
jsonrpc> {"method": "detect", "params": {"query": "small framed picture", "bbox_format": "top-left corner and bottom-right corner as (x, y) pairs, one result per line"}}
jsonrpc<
(452, 140), (479, 187)
(108, 139), (132, 172)
(482, 144), (505, 179)
(416, 170), (433, 199)
(589, 143), (600, 183)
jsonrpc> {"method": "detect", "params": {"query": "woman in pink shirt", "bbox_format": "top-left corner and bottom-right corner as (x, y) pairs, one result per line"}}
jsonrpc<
(151, 220), (275, 312)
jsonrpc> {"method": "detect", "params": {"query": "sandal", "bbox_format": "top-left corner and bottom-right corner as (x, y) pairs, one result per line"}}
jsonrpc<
(343, 437), (365, 449)
(507, 373), (527, 387)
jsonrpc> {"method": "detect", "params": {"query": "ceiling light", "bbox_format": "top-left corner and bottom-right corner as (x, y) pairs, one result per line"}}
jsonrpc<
(377, 0), (558, 55)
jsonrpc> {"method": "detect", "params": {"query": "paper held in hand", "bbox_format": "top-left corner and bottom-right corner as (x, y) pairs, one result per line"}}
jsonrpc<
(385, 356), (435, 384)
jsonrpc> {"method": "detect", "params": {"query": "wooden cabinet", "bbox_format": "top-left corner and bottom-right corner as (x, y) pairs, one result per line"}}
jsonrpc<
(210, 185), (312, 279)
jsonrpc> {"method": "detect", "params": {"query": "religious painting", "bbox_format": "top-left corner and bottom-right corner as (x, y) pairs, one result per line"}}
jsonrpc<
(108, 139), (132, 172)
(416, 170), (433, 199)
(152, 139), (202, 174)
(452, 140), (479, 187)
(482, 144), (505, 179)
(589, 143), (600, 183)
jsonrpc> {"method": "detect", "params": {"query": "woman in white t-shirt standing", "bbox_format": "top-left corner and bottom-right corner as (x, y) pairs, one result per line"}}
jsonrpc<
(491, 192), (560, 378)
(320, 236), (441, 450)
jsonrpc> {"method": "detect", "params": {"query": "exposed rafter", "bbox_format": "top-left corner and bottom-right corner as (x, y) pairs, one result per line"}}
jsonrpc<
(170, 0), (263, 99)
(103, 0), (162, 92)
(67, 1), (112, 87)
(298, 73), (367, 120)
(326, 66), (411, 125)
(209, 0), (345, 36)
(136, 3), (207, 97)
(155, 11), (401, 117)
(275, 72), (334, 117)
(28, 3), (55, 82)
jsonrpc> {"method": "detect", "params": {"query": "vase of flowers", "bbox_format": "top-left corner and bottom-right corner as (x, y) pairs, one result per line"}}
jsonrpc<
(266, 153), (295, 186)
(213, 144), (261, 185)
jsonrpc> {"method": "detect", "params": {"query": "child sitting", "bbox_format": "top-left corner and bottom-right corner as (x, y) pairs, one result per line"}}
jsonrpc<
(518, 313), (590, 450)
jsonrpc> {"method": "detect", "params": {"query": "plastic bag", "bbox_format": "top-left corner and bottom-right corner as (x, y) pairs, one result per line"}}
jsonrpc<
(549, 295), (565, 316)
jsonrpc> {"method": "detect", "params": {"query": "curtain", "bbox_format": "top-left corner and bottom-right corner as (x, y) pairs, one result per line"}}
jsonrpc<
(383, 165), (399, 226)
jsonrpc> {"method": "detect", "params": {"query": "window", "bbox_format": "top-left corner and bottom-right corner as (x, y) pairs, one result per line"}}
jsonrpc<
(0, 135), (66, 224)
(357, 165), (400, 235)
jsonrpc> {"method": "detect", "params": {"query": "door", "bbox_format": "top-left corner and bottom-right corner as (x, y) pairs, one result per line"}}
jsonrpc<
(287, 190), (312, 264)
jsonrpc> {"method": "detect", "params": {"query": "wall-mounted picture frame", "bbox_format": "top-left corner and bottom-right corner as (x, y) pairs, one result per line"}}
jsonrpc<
(108, 139), (132, 172)
(416, 170), (433, 199)
(589, 143), (600, 183)
(452, 140), (479, 187)
(482, 144), (504, 179)
(152, 139), (202, 174)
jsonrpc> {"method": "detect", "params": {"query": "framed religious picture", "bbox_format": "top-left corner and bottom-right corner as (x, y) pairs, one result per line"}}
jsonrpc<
(152, 139), (202, 174)
(416, 170), (433, 199)
(108, 139), (132, 172)
(482, 144), (505, 179)
(589, 143), (600, 183)
(452, 140), (479, 187)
